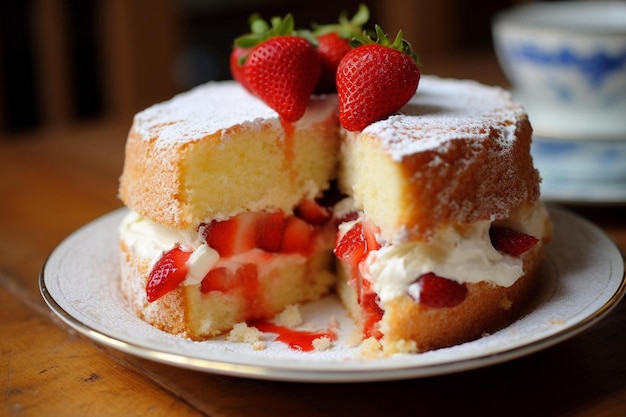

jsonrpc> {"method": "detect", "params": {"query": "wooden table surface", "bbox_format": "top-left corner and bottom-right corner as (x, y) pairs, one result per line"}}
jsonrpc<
(2, 57), (625, 416)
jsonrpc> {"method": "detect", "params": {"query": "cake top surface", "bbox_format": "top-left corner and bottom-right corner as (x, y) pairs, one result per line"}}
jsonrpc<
(362, 76), (527, 161)
(133, 76), (526, 156)
(132, 81), (336, 145)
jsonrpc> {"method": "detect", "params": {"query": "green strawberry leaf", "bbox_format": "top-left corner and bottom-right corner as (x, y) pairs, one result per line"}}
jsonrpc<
(312, 3), (370, 39)
(351, 24), (420, 64)
(234, 13), (298, 49)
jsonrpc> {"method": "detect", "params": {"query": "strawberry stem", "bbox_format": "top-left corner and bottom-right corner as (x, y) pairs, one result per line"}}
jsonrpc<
(234, 13), (298, 49)
(351, 24), (420, 64)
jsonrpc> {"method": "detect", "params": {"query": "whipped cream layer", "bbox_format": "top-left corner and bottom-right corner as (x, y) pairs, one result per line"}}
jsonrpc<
(364, 202), (549, 304)
(119, 210), (308, 286)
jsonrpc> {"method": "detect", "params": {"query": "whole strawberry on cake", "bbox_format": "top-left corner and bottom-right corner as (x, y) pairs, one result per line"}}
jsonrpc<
(118, 5), (551, 355)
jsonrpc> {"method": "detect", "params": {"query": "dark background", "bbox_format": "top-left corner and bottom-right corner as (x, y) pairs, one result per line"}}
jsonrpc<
(0, 0), (530, 135)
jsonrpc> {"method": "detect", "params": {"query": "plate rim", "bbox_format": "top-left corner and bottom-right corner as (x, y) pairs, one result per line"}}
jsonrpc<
(39, 206), (626, 383)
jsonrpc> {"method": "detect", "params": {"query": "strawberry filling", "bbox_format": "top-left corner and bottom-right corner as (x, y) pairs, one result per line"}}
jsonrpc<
(489, 226), (539, 257)
(145, 198), (334, 303)
(146, 245), (191, 302)
(334, 220), (383, 338)
(409, 272), (468, 308)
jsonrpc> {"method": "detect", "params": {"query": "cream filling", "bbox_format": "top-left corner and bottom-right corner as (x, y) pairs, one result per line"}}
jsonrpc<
(364, 202), (549, 304)
(119, 210), (307, 286)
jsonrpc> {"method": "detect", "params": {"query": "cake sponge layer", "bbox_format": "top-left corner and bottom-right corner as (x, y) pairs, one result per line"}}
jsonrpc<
(119, 82), (339, 229)
(339, 77), (540, 242)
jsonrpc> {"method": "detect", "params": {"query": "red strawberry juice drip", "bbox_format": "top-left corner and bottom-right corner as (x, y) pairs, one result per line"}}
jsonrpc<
(252, 320), (337, 352)
(334, 221), (384, 339)
(200, 262), (270, 318)
(359, 279), (384, 339)
(279, 118), (297, 182)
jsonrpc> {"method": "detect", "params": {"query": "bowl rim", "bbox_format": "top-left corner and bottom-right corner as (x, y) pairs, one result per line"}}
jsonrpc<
(493, 1), (626, 36)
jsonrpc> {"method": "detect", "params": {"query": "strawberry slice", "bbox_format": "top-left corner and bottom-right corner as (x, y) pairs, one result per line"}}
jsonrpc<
(200, 263), (259, 295)
(334, 221), (380, 267)
(200, 267), (233, 294)
(256, 211), (286, 252)
(415, 272), (467, 308)
(334, 220), (383, 336)
(360, 279), (384, 339)
(280, 216), (315, 255)
(294, 198), (331, 225)
(490, 226), (539, 257)
(146, 246), (191, 302)
(201, 213), (258, 257)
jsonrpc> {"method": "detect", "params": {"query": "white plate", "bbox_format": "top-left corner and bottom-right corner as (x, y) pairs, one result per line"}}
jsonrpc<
(40, 206), (625, 382)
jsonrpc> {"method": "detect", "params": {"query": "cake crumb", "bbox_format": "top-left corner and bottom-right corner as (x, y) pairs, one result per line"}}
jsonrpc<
(227, 322), (262, 344)
(312, 336), (332, 351)
(383, 339), (418, 355)
(345, 328), (364, 348)
(500, 297), (513, 310)
(273, 304), (303, 327)
(252, 340), (266, 351)
(359, 337), (383, 359)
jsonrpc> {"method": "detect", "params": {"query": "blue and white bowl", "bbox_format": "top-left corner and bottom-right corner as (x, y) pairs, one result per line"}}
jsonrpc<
(532, 135), (626, 183)
(531, 135), (626, 204)
(493, 1), (626, 140)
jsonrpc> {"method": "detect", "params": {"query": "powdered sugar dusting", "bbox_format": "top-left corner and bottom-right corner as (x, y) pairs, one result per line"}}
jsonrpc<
(133, 81), (337, 145)
(365, 76), (527, 161)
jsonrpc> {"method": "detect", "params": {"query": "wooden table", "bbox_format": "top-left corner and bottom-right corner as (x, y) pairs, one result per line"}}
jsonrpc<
(2, 75), (625, 416)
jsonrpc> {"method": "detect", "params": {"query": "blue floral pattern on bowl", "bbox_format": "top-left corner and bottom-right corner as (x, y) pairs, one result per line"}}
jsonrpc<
(509, 44), (626, 88)
(531, 136), (626, 182)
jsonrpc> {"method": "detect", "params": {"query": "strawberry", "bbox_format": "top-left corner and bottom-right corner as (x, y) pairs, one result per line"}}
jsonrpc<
(244, 35), (321, 122)
(314, 33), (353, 93)
(146, 246), (191, 302)
(201, 208), (331, 257)
(230, 12), (272, 90)
(232, 14), (321, 122)
(256, 210), (286, 252)
(334, 220), (383, 336)
(334, 221), (380, 267)
(490, 226), (539, 257)
(201, 213), (257, 257)
(200, 266), (233, 294)
(200, 263), (258, 294)
(280, 216), (316, 254)
(415, 272), (467, 308)
(360, 278), (384, 339)
(312, 4), (369, 93)
(336, 25), (420, 131)
(229, 45), (252, 93)
(294, 198), (331, 225)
